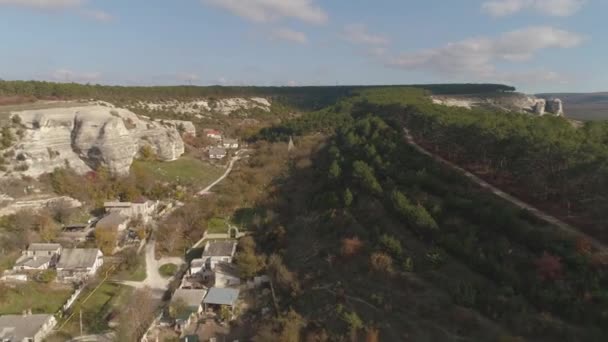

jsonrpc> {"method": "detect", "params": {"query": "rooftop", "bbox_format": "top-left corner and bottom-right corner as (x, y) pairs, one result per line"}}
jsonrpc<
(214, 262), (240, 278)
(28, 243), (61, 252)
(223, 138), (238, 144)
(202, 241), (236, 258)
(209, 147), (226, 155)
(190, 259), (206, 268)
(96, 212), (128, 229)
(56, 248), (101, 270)
(15, 255), (52, 269)
(0, 314), (53, 341)
(172, 289), (207, 308)
(202, 287), (239, 306)
(104, 202), (132, 208)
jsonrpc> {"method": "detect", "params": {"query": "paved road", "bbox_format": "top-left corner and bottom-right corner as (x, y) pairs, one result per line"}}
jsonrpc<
(121, 239), (183, 292)
(403, 127), (608, 252)
(197, 150), (249, 196)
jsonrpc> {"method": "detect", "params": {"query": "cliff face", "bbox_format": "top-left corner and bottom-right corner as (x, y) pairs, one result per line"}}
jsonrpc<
(431, 93), (565, 116)
(4, 104), (192, 177)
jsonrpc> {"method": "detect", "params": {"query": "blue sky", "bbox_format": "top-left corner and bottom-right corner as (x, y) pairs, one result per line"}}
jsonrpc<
(0, 0), (604, 92)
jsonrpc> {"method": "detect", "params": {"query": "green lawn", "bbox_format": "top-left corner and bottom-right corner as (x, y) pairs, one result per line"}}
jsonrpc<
(112, 254), (147, 282)
(207, 217), (228, 234)
(159, 263), (178, 278)
(0, 282), (73, 315)
(59, 282), (133, 335)
(132, 156), (223, 188)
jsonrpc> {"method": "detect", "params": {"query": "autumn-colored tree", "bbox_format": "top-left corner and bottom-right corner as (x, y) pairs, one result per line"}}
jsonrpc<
(268, 254), (300, 295)
(95, 227), (118, 256)
(116, 287), (156, 341)
(35, 210), (59, 242)
(575, 237), (593, 256)
(341, 237), (364, 257)
(235, 236), (264, 279)
(370, 252), (393, 274)
(535, 252), (563, 281)
(365, 326), (380, 342)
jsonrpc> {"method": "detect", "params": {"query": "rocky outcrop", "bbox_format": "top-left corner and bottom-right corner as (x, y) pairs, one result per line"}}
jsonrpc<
(431, 93), (565, 116)
(534, 99), (546, 116)
(136, 97), (272, 116)
(0, 196), (82, 217)
(3, 104), (190, 177)
(546, 99), (564, 116)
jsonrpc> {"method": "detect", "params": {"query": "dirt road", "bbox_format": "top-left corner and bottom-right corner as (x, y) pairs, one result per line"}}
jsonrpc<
(403, 127), (607, 252)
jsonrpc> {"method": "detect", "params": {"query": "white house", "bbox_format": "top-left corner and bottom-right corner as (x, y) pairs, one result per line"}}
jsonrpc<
(204, 129), (222, 140)
(0, 313), (57, 342)
(24, 243), (62, 258)
(189, 259), (206, 275)
(56, 248), (103, 283)
(222, 138), (239, 149)
(103, 200), (158, 223)
(209, 147), (227, 160)
(12, 243), (62, 271)
(213, 263), (241, 288)
(200, 241), (237, 270)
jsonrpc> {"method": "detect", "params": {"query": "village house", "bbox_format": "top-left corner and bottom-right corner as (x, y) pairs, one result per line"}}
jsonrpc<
(203, 129), (222, 140)
(56, 248), (103, 283)
(0, 313), (57, 342)
(200, 287), (240, 318)
(171, 289), (207, 332)
(12, 243), (62, 272)
(189, 259), (206, 276)
(103, 199), (158, 223)
(221, 138), (239, 149)
(96, 211), (129, 232)
(208, 147), (227, 160)
(200, 241), (237, 270)
(211, 262), (241, 288)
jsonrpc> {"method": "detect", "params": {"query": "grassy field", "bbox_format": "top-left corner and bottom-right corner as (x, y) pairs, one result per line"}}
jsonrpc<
(159, 263), (178, 278)
(207, 217), (228, 234)
(112, 254), (147, 282)
(132, 156), (224, 188)
(58, 282), (133, 336)
(0, 282), (73, 315)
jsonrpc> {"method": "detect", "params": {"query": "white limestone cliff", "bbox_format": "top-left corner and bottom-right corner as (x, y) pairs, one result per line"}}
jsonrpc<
(2, 104), (193, 177)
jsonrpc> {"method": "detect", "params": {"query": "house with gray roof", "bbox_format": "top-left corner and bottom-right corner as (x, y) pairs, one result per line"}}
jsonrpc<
(0, 313), (56, 342)
(209, 147), (227, 160)
(201, 241), (237, 269)
(24, 243), (62, 257)
(56, 248), (103, 282)
(171, 289), (207, 332)
(222, 138), (239, 149)
(96, 211), (129, 232)
(12, 243), (62, 272)
(201, 287), (240, 316)
(213, 262), (241, 288)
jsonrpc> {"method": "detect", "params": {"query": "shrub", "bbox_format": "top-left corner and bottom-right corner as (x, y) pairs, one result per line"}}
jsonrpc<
(159, 263), (178, 278)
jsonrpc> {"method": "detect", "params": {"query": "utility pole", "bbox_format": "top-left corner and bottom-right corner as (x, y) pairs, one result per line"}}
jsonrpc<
(79, 309), (83, 336)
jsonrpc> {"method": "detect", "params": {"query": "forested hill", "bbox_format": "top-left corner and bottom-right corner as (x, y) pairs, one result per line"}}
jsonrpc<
(0, 80), (514, 111)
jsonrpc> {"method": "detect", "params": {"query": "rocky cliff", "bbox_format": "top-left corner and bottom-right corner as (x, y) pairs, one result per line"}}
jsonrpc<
(431, 93), (565, 116)
(135, 97), (272, 116)
(2, 104), (193, 177)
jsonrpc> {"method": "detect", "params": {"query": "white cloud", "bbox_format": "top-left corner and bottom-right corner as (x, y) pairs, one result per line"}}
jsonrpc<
(49, 69), (102, 83)
(385, 26), (584, 79)
(271, 28), (308, 44)
(341, 25), (390, 46)
(202, 0), (327, 24)
(482, 0), (586, 17)
(0, 0), (114, 22)
(80, 9), (113, 22)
